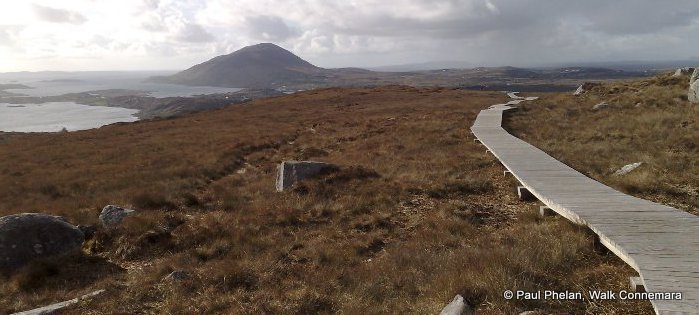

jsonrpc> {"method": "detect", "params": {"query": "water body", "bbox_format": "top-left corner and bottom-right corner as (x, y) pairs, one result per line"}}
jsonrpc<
(0, 102), (139, 132)
(0, 71), (241, 98)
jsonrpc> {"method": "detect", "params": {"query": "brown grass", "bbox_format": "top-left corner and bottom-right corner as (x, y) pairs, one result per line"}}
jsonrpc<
(0, 86), (651, 314)
(507, 73), (698, 214)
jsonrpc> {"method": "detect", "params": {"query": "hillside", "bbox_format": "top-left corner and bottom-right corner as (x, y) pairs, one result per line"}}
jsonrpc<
(149, 43), (323, 88)
(148, 43), (649, 92)
(507, 73), (698, 214)
(0, 87), (651, 314)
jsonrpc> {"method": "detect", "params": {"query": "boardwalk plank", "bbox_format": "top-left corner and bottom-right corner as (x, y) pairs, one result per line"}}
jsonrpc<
(471, 95), (699, 315)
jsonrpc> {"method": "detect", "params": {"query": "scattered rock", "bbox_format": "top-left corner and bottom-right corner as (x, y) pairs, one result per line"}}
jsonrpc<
(573, 82), (601, 96)
(99, 205), (136, 227)
(164, 270), (190, 281)
(439, 295), (473, 315)
(519, 311), (539, 315)
(12, 289), (104, 315)
(592, 102), (609, 110)
(614, 162), (643, 176)
(276, 160), (338, 192)
(77, 224), (98, 240)
(689, 68), (699, 103)
(0, 213), (84, 274)
(672, 67), (695, 77)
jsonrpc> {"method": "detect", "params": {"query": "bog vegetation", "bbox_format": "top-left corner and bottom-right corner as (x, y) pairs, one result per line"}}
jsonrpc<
(0, 86), (651, 314)
(507, 73), (698, 215)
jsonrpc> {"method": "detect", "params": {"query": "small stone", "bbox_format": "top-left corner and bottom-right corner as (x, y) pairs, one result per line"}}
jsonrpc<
(573, 82), (601, 96)
(99, 205), (136, 227)
(592, 102), (609, 110)
(614, 162), (643, 176)
(164, 270), (190, 281)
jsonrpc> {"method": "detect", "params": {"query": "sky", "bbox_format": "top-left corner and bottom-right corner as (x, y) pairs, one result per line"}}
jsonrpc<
(1, 0), (698, 72)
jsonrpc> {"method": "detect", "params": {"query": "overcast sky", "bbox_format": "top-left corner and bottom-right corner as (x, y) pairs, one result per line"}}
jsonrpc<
(1, 0), (698, 72)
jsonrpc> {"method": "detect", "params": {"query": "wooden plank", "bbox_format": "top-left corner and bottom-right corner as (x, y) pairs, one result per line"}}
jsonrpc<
(470, 94), (699, 315)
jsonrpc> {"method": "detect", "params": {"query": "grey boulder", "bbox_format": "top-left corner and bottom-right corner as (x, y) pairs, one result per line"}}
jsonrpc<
(99, 205), (136, 227)
(276, 160), (337, 191)
(0, 213), (84, 274)
(689, 68), (699, 103)
(439, 295), (473, 315)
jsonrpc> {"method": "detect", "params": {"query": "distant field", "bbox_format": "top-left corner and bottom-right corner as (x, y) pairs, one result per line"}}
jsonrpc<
(0, 87), (651, 314)
(507, 73), (698, 215)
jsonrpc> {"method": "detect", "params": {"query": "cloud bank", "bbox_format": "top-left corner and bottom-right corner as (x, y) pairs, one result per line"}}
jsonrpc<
(0, 0), (698, 71)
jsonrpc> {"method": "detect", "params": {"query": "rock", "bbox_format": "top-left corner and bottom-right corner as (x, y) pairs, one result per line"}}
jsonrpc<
(614, 162), (643, 176)
(99, 205), (136, 227)
(689, 68), (699, 103)
(573, 82), (601, 96)
(592, 102), (609, 110)
(77, 224), (97, 240)
(12, 289), (104, 315)
(164, 270), (190, 281)
(672, 67), (695, 77)
(439, 295), (473, 315)
(0, 213), (84, 274)
(276, 160), (337, 192)
(519, 312), (539, 315)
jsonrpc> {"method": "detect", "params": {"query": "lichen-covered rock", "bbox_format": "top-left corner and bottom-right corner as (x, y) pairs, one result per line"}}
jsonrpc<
(0, 213), (84, 274)
(673, 67), (695, 77)
(99, 205), (135, 227)
(689, 68), (699, 103)
(573, 82), (601, 96)
(276, 161), (337, 191)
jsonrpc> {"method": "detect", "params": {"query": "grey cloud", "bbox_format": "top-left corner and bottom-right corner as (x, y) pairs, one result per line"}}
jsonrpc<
(0, 26), (24, 47)
(32, 4), (87, 24)
(174, 23), (215, 43)
(143, 0), (160, 10)
(244, 15), (299, 41)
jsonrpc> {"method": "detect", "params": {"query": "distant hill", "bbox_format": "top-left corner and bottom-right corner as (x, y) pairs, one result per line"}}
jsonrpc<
(146, 43), (650, 91)
(368, 61), (473, 72)
(148, 43), (324, 88)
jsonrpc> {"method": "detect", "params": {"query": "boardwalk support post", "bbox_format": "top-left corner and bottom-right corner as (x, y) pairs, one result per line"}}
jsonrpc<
(630, 277), (645, 293)
(503, 170), (511, 177)
(517, 186), (536, 201)
(539, 206), (556, 217)
(474, 139), (481, 144)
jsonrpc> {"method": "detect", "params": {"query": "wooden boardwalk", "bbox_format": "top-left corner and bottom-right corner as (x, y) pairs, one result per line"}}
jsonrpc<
(471, 94), (699, 314)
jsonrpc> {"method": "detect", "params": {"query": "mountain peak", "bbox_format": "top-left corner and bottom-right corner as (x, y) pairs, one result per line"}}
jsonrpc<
(150, 43), (321, 88)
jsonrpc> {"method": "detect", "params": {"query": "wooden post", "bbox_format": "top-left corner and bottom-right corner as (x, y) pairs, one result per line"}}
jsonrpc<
(517, 186), (536, 201)
(539, 206), (556, 217)
(630, 277), (645, 293)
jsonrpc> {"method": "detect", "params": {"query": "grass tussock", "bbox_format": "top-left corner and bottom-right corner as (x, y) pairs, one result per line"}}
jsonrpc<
(507, 73), (698, 214)
(0, 86), (651, 314)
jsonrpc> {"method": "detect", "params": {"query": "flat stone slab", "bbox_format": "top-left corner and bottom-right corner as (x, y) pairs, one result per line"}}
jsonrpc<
(276, 160), (337, 191)
(12, 289), (105, 315)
